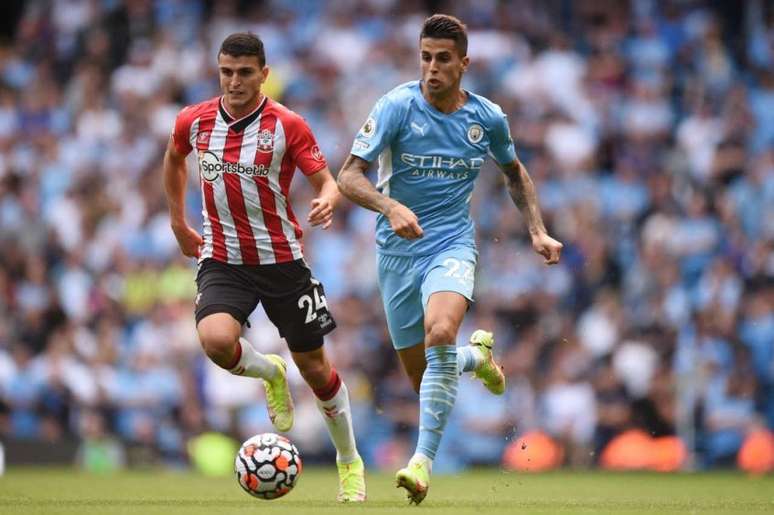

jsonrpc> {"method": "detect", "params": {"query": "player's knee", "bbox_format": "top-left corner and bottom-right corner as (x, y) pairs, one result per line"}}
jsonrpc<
(425, 320), (457, 346)
(197, 322), (238, 366)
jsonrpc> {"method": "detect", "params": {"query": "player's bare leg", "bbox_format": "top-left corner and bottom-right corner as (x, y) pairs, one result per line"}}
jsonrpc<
(197, 313), (293, 431)
(292, 347), (366, 502)
(397, 343), (426, 393)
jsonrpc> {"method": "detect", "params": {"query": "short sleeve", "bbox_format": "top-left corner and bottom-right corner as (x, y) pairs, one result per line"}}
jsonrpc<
(285, 115), (327, 176)
(172, 107), (194, 156)
(350, 96), (401, 163)
(488, 111), (517, 165)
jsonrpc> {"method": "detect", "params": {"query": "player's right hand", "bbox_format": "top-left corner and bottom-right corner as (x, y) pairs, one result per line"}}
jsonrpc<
(171, 223), (203, 258)
(385, 201), (423, 240)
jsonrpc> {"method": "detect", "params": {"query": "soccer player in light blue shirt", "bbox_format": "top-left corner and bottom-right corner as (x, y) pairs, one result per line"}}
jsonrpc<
(338, 14), (563, 503)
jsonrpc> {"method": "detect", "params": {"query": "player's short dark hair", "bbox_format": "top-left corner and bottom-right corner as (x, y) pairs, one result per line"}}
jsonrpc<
(420, 14), (468, 57)
(219, 32), (266, 67)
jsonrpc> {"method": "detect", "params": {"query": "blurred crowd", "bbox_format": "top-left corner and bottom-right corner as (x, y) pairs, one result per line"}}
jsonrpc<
(0, 0), (772, 473)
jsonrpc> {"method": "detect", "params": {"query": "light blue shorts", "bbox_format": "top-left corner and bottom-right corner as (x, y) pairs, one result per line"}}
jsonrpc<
(377, 245), (477, 350)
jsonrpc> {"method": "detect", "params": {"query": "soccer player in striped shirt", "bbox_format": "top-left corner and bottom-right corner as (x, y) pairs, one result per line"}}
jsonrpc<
(338, 15), (563, 503)
(163, 33), (365, 502)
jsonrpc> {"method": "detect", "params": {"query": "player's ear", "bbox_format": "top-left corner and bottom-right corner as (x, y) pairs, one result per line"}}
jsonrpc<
(461, 55), (469, 73)
(260, 65), (270, 84)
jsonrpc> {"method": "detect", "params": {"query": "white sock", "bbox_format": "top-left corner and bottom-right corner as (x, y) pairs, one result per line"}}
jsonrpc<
(410, 452), (433, 472)
(315, 380), (359, 464)
(228, 338), (278, 380)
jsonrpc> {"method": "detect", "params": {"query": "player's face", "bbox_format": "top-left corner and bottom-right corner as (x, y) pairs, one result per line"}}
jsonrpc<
(218, 53), (268, 111)
(420, 38), (469, 96)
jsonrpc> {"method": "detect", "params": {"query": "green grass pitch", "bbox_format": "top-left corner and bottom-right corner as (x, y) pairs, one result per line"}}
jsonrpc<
(1, 467), (773, 514)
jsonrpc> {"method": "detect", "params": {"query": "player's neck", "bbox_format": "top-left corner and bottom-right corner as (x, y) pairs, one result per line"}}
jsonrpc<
(222, 93), (265, 120)
(422, 83), (466, 114)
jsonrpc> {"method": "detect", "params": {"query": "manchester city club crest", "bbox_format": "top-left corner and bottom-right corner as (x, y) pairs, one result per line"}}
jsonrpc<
(257, 128), (274, 153)
(467, 123), (483, 144)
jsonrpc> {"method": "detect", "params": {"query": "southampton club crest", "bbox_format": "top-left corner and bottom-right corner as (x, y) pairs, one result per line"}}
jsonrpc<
(257, 128), (274, 153)
(467, 123), (484, 144)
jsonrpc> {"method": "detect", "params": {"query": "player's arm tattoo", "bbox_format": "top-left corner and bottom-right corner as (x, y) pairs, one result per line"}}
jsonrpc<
(499, 159), (548, 236)
(337, 154), (396, 215)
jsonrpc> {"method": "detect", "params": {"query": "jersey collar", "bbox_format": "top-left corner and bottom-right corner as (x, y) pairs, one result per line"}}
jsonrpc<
(219, 95), (268, 133)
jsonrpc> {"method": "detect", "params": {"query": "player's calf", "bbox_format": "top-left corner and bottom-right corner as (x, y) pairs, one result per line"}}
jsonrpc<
(293, 351), (332, 390)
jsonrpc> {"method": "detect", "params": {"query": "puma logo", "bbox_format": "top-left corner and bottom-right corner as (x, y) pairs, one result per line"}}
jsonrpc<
(424, 407), (443, 422)
(411, 122), (428, 136)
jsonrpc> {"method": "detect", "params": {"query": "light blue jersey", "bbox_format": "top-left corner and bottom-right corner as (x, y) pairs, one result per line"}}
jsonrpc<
(351, 81), (517, 350)
(350, 80), (517, 257)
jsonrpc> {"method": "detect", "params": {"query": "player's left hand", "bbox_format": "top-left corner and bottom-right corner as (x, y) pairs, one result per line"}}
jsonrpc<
(531, 232), (563, 265)
(308, 196), (334, 229)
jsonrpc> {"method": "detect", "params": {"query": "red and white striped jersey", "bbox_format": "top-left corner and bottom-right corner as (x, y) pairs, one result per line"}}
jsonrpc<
(172, 96), (327, 265)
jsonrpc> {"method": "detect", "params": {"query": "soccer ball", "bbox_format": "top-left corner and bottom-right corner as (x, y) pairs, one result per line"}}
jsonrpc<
(235, 433), (303, 500)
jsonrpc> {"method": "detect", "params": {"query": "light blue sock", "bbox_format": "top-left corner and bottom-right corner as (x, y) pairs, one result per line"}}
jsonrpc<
(456, 346), (482, 373)
(416, 345), (458, 461)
